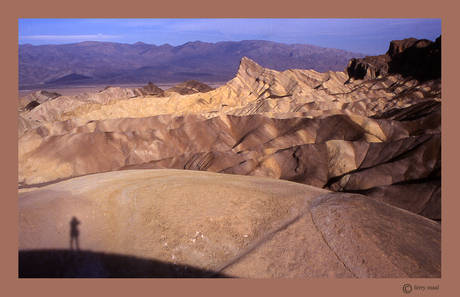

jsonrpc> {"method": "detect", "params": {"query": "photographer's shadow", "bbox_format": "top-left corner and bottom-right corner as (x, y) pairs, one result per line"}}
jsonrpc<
(69, 216), (81, 251)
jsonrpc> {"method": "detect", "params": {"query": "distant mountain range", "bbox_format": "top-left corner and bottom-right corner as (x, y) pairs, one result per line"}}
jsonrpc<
(18, 40), (366, 88)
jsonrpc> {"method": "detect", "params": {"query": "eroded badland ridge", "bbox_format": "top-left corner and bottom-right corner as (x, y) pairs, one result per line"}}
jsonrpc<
(18, 37), (441, 278)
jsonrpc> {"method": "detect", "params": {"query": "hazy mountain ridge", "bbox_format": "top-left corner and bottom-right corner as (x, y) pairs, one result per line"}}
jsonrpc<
(19, 40), (365, 86)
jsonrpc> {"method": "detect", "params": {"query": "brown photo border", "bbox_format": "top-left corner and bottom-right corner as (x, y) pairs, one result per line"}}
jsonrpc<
(2, 2), (456, 296)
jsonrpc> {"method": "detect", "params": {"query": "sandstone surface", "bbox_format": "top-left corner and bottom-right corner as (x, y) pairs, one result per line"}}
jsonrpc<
(18, 170), (440, 278)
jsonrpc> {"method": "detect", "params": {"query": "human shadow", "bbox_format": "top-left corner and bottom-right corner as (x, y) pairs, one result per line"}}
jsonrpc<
(69, 216), (81, 251)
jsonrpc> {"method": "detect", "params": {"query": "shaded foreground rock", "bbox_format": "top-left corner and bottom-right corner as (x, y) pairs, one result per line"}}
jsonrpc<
(310, 193), (440, 278)
(18, 170), (440, 278)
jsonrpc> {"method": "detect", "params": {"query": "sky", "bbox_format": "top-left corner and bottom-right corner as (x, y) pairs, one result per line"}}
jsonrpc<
(18, 18), (442, 55)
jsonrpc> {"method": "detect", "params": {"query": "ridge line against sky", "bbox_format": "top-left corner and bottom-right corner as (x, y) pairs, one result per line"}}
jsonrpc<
(18, 18), (441, 55)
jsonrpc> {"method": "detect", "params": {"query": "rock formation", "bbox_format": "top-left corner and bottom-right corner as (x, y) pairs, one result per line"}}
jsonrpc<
(165, 80), (214, 95)
(18, 90), (62, 111)
(18, 37), (441, 278)
(346, 36), (441, 82)
(18, 170), (440, 278)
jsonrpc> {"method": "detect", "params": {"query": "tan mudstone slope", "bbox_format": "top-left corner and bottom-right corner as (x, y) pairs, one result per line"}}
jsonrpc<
(18, 37), (441, 277)
(19, 170), (440, 278)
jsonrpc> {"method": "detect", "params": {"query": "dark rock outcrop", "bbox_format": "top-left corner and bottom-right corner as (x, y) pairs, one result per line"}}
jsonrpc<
(345, 55), (390, 80)
(346, 36), (441, 82)
(387, 36), (441, 81)
(134, 82), (165, 96)
(22, 100), (41, 112)
(165, 80), (214, 95)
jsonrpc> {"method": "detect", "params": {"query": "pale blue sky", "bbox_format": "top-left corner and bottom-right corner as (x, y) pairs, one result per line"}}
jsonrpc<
(18, 18), (441, 55)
